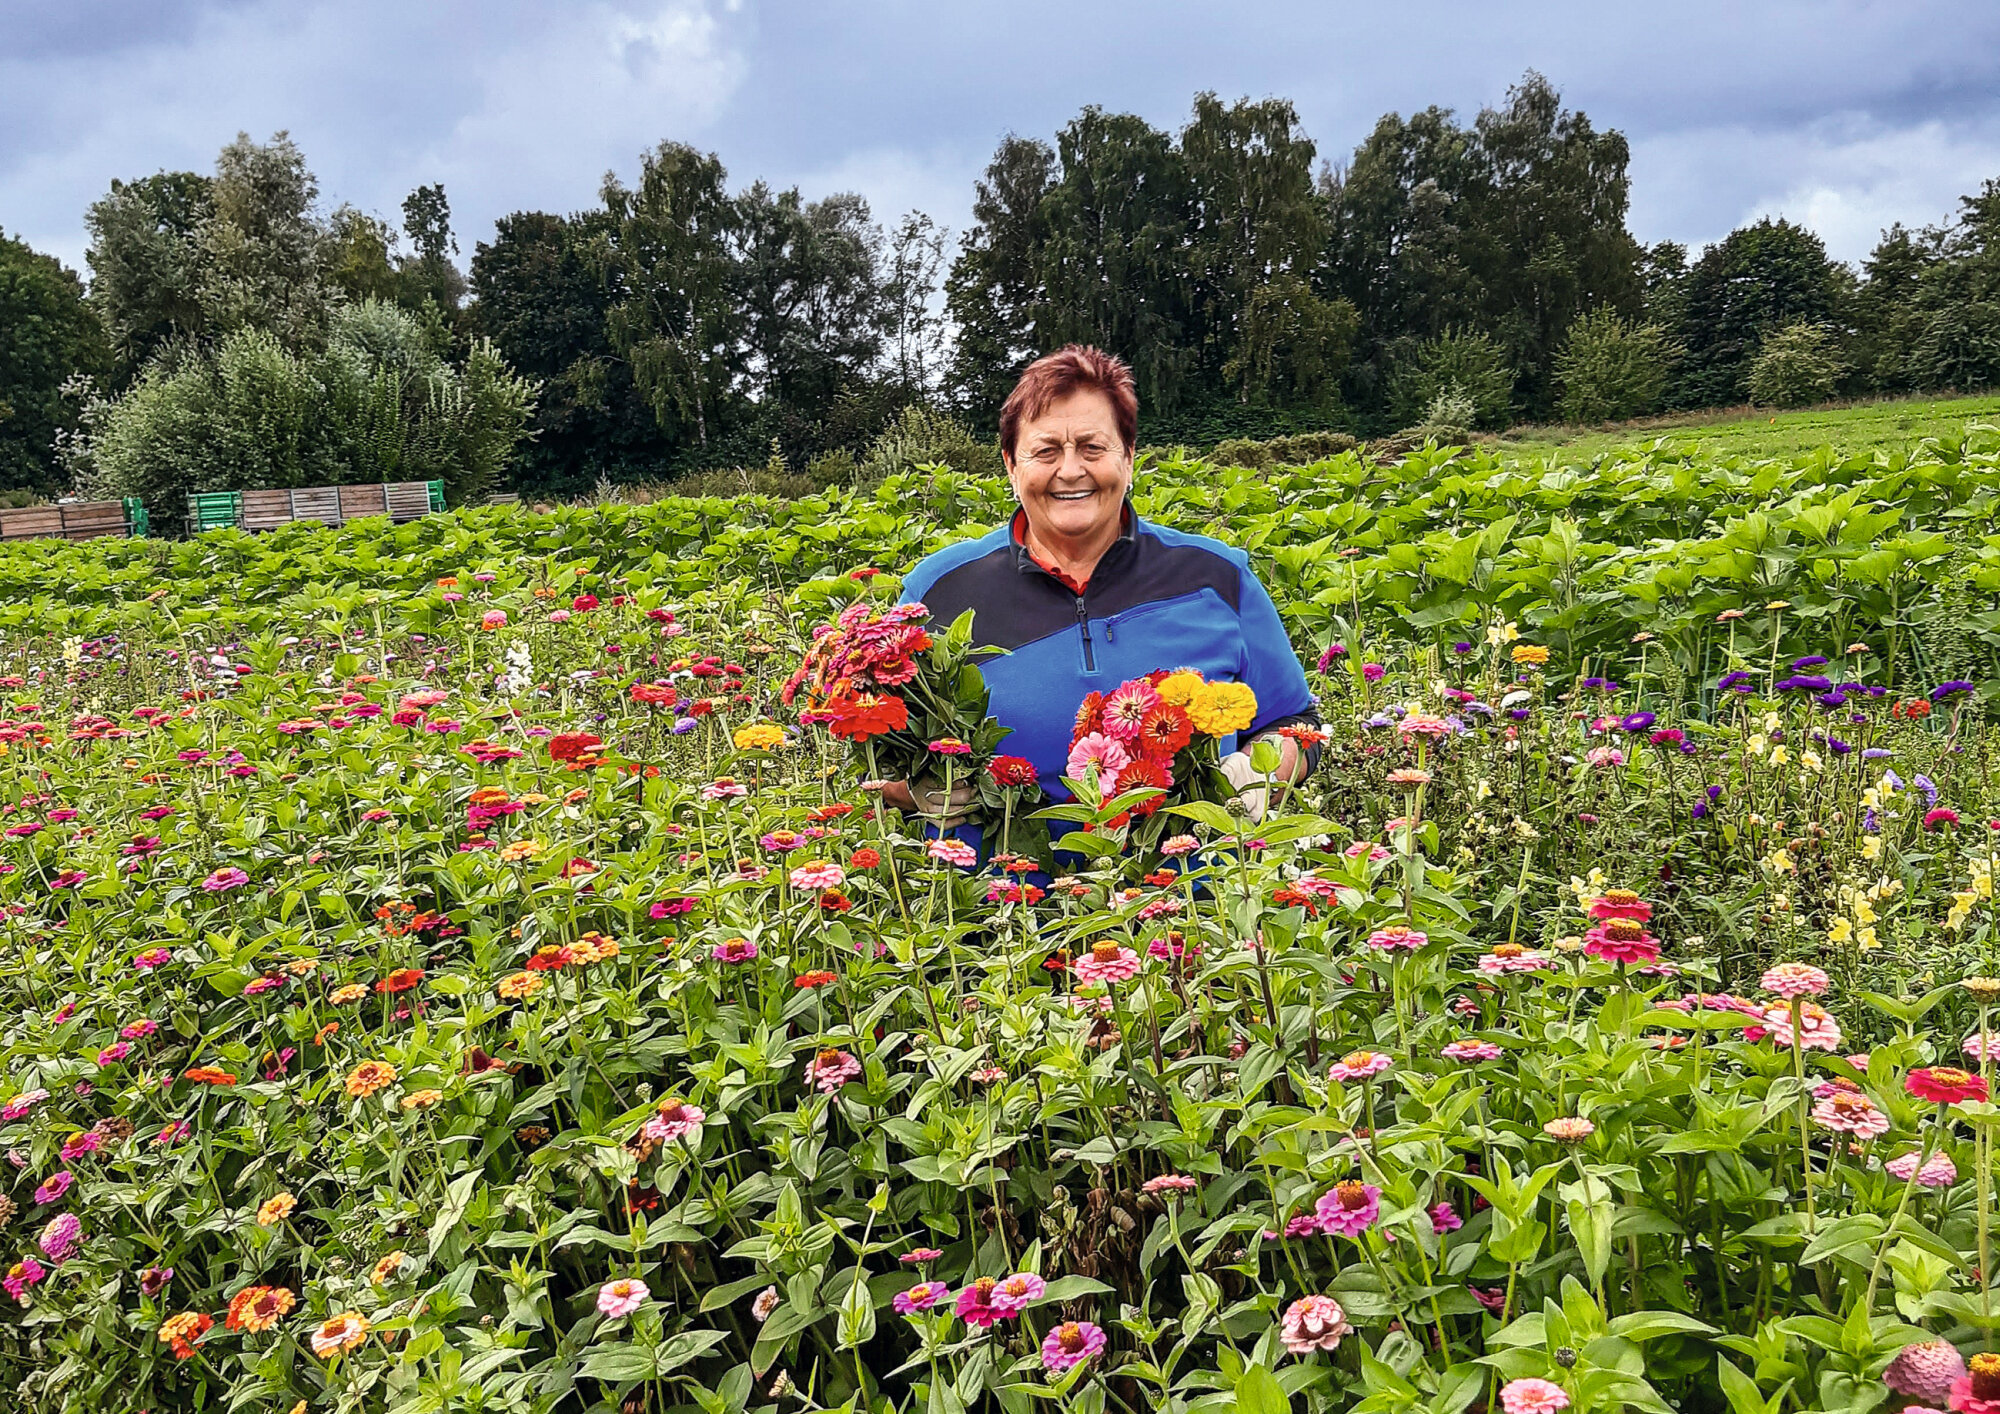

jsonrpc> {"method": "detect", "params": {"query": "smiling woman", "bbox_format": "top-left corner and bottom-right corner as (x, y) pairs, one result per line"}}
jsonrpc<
(868, 344), (1321, 842)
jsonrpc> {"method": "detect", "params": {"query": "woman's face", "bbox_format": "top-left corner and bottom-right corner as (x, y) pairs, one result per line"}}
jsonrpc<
(1004, 389), (1133, 547)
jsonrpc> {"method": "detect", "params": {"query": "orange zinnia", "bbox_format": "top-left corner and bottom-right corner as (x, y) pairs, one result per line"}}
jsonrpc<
(309, 1311), (370, 1358)
(183, 1066), (237, 1086)
(346, 1060), (396, 1097)
(226, 1284), (296, 1332)
(375, 968), (425, 995)
(256, 1192), (296, 1226)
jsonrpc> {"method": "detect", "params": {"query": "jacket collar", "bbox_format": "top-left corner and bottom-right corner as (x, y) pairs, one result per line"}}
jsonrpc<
(1009, 499), (1139, 579)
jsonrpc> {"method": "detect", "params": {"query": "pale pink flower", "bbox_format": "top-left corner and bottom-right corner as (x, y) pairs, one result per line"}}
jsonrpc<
(1041, 1319), (1107, 1372)
(1441, 1039), (1503, 1062)
(1812, 1091), (1889, 1139)
(1279, 1295), (1351, 1354)
(1761, 962), (1830, 998)
(1100, 681), (1162, 742)
(1478, 948), (1551, 974)
(641, 1100), (706, 1144)
(1065, 732), (1131, 792)
(1365, 924), (1427, 951)
(892, 1281), (947, 1315)
(1885, 1340), (1967, 1403)
(1500, 1378), (1570, 1414)
(988, 1271), (1045, 1313)
(1886, 1150), (1959, 1188)
(802, 1049), (863, 1094)
(789, 861), (845, 890)
(1161, 835), (1201, 856)
(926, 839), (977, 868)
(1073, 944), (1141, 985)
(596, 1278), (649, 1317)
(1761, 1001), (1843, 1052)
(1326, 1050), (1392, 1083)
(1143, 1174), (1198, 1195)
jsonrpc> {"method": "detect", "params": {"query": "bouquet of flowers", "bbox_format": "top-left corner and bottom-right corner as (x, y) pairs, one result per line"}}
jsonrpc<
(783, 602), (1037, 833)
(1062, 669), (1259, 844)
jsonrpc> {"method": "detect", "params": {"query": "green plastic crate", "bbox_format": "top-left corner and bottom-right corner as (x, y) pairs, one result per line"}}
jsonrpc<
(427, 480), (445, 513)
(187, 491), (242, 533)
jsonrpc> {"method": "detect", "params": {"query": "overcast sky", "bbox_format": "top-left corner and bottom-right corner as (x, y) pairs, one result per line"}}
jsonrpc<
(6, 0), (2000, 278)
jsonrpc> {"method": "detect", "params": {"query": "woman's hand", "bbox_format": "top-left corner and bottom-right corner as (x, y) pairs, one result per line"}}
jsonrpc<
(860, 777), (978, 828)
(1219, 734), (1304, 822)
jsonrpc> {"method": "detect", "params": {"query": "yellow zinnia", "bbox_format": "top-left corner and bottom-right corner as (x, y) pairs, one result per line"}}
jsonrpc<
(1510, 644), (1550, 666)
(732, 722), (786, 751)
(1187, 681), (1258, 736)
(1154, 671), (1205, 708)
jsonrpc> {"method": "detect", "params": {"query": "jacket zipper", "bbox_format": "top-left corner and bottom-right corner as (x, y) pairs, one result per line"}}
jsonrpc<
(1075, 595), (1096, 671)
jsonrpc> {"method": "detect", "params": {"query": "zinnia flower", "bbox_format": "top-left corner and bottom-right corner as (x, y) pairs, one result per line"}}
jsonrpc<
(893, 1281), (948, 1314)
(1326, 1050), (1392, 1083)
(597, 1277), (649, 1317)
(1950, 1351), (2000, 1414)
(1543, 1117), (1595, 1143)
(1073, 942), (1141, 985)
(1442, 1039), (1503, 1062)
(1279, 1294), (1352, 1354)
(1761, 961), (1829, 997)
(1041, 1319), (1107, 1372)
(1908, 1067), (1989, 1105)
(955, 1276), (1003, 1327)
(1583, 917), (1660, 966)
(1585, 889), (1651, 921)
(1886, 1340), (1967, 1403)
(309, 1311), (371, 1358)
(345, 1060), (397, 1097)
(226, 1283), (296, 1333)
(803, 1048), (863, 1094)
(989, 1271), (1045, 1313)
(642, 1099), (706, 1144)
(256, 1192), (297, 1227)
(1365, 924), (1427, 951)
(711, 938), (758, 964)
(1886, 1151), (1959, 1188)
(1499, 1378), (1570, 1414)
(1314, 1181), (1382, 1237)
(1812, 1091), (1889, 1138)
(37, 1213), (81, 1261)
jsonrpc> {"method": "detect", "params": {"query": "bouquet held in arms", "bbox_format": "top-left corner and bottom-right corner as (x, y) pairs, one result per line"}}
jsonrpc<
(1054, 668), (1260, 852)
(782, 602), (1042, 842)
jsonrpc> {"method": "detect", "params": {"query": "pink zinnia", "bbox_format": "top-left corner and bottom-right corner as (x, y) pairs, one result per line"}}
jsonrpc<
(900, 1248), (943, 1265)
(1161, 835), (1201, 856)
(1366, 924), (1427, 951)
(1, 1089), (48, 1121)
(38, 1213), (81, 1262)
(133, 949), (172, 970)
(710, 938), (758, 964)
(1279, 1294), (1351, 1354)
(1066, 732), (1131, 791)
(1326, 1050), (1392, 1083)
(1478, 948), (1551, 974)
(1074, 943), (1141, 985)
(1812, 1091), (1889, 1139)
(803, 1048), (863, 1094)
(1314, 1181), (1382, 1237)
(1041, 1319), (1108, 1372)
(1759, 999), (1843, 1051)
(1886, 1340), (1967, 1403)
(32, 1171), (73, 1204)
(789, 862), (845, 891)
(1429, 1201), (1463, 1233)
(596, 1277), (649, 1317)
(1585, 890), (1652, 922)
(988, 1272), (1045, 1313)
(955, 1277), (1003, 1327)
(926, 839), (977, 868)
(1100, 682), (1162, 742)
(1143, 1174), (1198, 1194)
(3, 1257), (45, 1302)
(1500, 1378), (1570, 1414)
(641, 1100), (706, 1144)
(1761, 962), (1830, 998)
(1442, 1039), (1503, 1062)
(1583, 918), (1660, 966)
(201, 867), (249, 892)
(59, 1132), (101, 1160)
(893, 1281), (948, 1314)
(1887, 1150), (1958, 1188)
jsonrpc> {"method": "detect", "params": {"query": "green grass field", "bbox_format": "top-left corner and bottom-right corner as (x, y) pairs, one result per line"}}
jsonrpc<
(1496, 390), (2000, 464)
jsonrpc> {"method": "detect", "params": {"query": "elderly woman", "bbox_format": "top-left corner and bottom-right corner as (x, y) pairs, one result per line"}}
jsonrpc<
(873, 344), (1320, 832)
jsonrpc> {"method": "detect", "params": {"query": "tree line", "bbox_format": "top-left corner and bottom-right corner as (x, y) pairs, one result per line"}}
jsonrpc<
(3, 73), (1999, 511)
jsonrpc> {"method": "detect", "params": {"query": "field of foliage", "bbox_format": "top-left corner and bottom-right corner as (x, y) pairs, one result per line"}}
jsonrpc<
(2, 428), (2000, 1414)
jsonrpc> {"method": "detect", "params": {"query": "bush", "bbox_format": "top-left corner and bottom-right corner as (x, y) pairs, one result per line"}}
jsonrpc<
(89, 300), (536, 519)
(1262, 430), (1358, 465)
(1746, 321), (1846, 408)
(1904, 302), (2000, 392)
(855, 404), (1002, 487)
(1386, 331), (1515, 430)
(1210, 436), (1273, 470)
(806, 447), (859, 487)
(1553, 307), (1677, 422)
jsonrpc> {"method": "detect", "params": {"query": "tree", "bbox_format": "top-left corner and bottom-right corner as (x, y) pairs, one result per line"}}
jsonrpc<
(1033, 107), (1195, 411)
(0, 231), (107, 494)
(944, 136), (1054, 425)
(467, 209), (669, 495)
(1671, 218), (1843, 407)
(1746, 321), (1845, 407)
(399, 183), (467, 313)
(601, 141), (742, 450)
(196, 131), (334, 345)
(733, 183), (884, 429)
(1385, 330), (1515, 430)
(84, 170), (214, 385)
(1180, 94), (1325, 390)
(1552, 307), (1677, 423)
(882, 211), (949, 400)
(1222, 272), (1357, 406)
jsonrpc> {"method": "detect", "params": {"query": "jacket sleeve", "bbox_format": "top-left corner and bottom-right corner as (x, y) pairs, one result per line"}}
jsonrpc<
(1236, 559), (1317, 733)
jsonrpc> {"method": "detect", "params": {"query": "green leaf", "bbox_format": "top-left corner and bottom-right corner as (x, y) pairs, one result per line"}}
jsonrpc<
(1232, 1362), (1288, 1414)
(1608, 1310), (1718, 1342)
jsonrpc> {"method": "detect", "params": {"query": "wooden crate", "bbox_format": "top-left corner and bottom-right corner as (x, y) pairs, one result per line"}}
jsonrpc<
(240, 490), (294, 531)
(339, 484), (391, 520)
(288, 487), (342, 525)
(385, 481), (435, 521)
(0, 507), (67, 541)
(60, 502), (132, 540)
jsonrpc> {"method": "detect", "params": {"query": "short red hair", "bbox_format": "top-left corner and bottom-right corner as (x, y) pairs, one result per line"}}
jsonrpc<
(998, 345), (1138, 462)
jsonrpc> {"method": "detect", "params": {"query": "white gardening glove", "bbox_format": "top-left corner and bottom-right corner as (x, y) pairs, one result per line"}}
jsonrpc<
(909, 777), (978, 829)
(1219, 751), (1269, 824)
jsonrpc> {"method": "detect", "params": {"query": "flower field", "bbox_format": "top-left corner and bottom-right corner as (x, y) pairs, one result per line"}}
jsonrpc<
(4, 432), (2000, 1414)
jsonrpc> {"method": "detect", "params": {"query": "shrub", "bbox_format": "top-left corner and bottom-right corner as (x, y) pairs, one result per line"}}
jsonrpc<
(856, 404), (1002, 487)
(1553, 307), (1678, 422)
(806, 447), (859, 487)
(1746, 321), (1846, 408)
(1904, 301), (2000, 392)
(1210, 436), (1273, 470)
(1262, 430), (1358, 465)
(87, 299), (536, 519)
(1386, 331), (1515, 430)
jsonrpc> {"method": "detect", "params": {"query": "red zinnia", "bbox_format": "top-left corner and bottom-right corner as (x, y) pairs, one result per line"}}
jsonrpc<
(794, 970), (837, 989)
(987, 755), (1039, 787)
(818, 888), (854, 913)
(1136, 706), (1193, 758)
(548, 732), (602, 763)
(849, 847), (881, 869)
(825, 692), (908, 742)
(1073, 692), (1105, 739)
(375, 968), (425, 995)
(1907, 1066), (1989, 1105)
(1115, 756), (1171, 815)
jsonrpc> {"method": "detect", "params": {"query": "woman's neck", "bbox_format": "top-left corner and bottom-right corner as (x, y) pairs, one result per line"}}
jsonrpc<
(1023, 511), (1123, 586)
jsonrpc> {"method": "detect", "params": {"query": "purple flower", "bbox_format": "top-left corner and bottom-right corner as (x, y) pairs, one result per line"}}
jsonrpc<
(1361, 663), (1385, 683)
(1932, 680), (1976, 701)
(1792, 655), (1828, 669)
(1618, 711), (1656, 732)
(200, 867), (249, 893)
